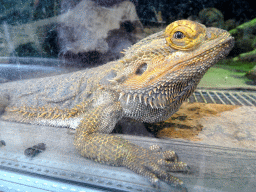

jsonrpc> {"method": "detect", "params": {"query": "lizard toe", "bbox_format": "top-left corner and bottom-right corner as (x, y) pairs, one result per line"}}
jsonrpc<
(162, 150), (179, 162)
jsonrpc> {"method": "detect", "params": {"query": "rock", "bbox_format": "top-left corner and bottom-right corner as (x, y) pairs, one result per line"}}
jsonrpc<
(0, 0), (143, 67)
(58, 0), (143, 66)
(230, 18), (256, 59)
(0, 16), (59, 58)
(199, 106), (256, 150)
(224, 19), (237, 31)
(245, 65), (256, 82)
(231, 36), (255, 60)
(229, 18), (256, 38)
(198, 8), (224, 29)
(233, 49), (256, 62)
(0, 140), (6, 147)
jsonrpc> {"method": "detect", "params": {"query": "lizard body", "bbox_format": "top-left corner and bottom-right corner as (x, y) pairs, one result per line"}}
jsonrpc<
(0, 20), (234, 186)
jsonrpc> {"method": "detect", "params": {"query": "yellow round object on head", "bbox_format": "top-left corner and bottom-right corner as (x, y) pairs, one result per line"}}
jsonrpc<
(165, 20), (207, 50)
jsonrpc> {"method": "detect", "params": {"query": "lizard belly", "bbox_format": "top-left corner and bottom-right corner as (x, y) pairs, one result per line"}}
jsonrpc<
(122, 101), (182, 123)
(0, 110), (83, 129)
(36, 117), (83, 129)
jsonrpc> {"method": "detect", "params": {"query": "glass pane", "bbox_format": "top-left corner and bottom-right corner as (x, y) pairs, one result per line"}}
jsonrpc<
(0, 0), (256, 191)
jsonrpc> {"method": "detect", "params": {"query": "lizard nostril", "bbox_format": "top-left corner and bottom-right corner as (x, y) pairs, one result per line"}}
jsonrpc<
(135, 63), (147, 75)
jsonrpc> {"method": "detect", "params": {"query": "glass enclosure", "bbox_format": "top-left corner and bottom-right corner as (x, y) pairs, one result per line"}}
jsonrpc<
(0, 0), (256, 191)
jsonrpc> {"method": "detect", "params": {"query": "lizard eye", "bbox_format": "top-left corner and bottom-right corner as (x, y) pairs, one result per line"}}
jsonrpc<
(165, 20), (207, 50)
(135, 63), (147, 75)
(173, 31), (185, 39)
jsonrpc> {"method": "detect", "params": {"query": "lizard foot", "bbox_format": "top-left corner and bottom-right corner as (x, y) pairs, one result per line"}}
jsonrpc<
(124, 143), (189, 187)
(149, 144), (179, 163)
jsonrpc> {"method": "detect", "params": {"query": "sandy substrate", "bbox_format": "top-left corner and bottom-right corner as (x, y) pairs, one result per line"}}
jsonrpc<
(156, 102), (256, 150)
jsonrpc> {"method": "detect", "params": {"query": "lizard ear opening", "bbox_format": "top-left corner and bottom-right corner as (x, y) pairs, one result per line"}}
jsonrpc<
(135, 63), (147, 75)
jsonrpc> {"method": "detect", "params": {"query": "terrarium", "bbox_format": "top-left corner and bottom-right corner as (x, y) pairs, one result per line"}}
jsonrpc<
(0, 1), (256, 191)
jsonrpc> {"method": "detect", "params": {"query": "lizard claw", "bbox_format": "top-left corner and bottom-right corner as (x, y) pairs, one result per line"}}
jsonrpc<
(150, 144), (180, 162)
(149, 144), (162, 152)
(123, 144), (189, 187)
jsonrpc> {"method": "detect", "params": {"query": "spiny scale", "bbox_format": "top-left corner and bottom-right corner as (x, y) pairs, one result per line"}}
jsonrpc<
(7, 100), (93, 120)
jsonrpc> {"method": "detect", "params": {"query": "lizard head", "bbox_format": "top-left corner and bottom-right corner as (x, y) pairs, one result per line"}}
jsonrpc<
(112, 20), (234, 110)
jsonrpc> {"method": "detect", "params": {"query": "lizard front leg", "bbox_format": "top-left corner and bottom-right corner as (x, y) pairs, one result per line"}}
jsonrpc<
(74, 102), (189, 186)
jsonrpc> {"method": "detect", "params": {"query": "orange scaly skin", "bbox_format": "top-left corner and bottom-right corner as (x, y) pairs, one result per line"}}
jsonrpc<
(0, 20), (234, 187)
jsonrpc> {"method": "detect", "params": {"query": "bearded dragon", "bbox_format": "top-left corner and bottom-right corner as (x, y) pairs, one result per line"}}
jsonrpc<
(0, 20), (234, 186)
